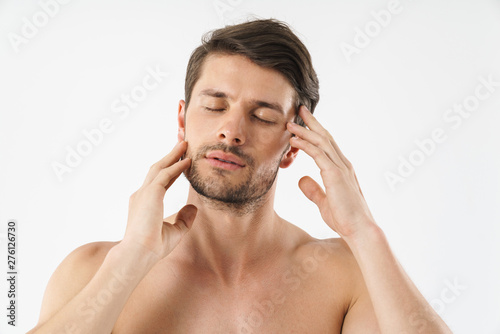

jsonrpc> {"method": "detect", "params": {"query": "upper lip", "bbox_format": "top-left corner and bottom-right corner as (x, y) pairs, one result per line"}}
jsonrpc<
(206, 151), (246, 167)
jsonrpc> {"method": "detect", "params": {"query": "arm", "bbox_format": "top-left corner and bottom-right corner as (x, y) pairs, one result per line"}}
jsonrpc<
(343, 225), (447, 333)
(28, 241), (158, 334)
(28, 141), (197, 333)
(287, 107), (451, 333)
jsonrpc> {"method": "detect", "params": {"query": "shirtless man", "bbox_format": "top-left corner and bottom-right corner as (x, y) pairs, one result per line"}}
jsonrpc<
(29, 19), (451, 333)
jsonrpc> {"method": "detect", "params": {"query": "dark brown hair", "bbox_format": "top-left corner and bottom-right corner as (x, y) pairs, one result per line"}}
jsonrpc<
(184, 18), (319, 127)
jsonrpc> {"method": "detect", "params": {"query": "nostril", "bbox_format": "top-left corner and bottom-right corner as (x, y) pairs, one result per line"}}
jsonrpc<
(217, 129), (244, 145)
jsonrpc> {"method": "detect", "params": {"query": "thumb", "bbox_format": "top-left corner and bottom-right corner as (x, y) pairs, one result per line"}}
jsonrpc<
(174, 204), (198, 231)
(161, 204), (198, 257)
(298, 176), (326, 208)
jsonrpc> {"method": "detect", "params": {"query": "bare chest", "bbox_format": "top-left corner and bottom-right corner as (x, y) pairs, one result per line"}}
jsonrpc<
(112, 261), (346, 333)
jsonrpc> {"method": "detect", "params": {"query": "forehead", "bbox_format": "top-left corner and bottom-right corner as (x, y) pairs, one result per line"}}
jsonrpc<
(192, 53), (296, 112)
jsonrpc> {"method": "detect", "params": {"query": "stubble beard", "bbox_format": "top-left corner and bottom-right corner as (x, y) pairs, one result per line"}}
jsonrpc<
(184, 143), (289, 216)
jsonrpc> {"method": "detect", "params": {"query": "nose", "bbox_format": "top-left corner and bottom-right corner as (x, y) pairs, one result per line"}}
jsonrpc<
(216, 111), (246, 146)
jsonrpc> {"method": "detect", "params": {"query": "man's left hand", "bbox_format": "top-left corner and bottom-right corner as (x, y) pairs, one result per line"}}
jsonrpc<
(287, 106), (376, 239)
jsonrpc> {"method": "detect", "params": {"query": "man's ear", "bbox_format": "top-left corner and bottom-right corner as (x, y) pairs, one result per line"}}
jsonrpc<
(178, 100), (186, 142)
(280, 146), (299, 169)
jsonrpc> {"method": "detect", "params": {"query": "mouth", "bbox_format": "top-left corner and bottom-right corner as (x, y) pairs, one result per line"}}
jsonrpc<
(205, 151), (246, 170)
(213, 158), (239, 165)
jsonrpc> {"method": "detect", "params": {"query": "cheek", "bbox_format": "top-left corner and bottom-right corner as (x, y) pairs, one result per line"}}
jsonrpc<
(185, 116), (214, 142)
(253, 130), (290, 163)
(254, 127), (290, 149)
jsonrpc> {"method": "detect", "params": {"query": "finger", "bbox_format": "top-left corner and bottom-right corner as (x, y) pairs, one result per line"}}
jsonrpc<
(290, 135), (341, 170)
(298, 176), (326, 208)
(150, 158), (191, 190)
(287, 121), (344, 168)
(162, 204), (198, 254)
(142, 141), (188, 187)
(297, 106), (351, 168)
(174, 204), (198, 230)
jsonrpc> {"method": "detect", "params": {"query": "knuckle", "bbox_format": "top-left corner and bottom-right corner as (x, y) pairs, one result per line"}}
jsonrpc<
(320, 136), (330, 147)
(344, 159), (353, 170)
(310, 147), (321, 158)
(149, 163), (159, 171)
(322, 164), (337, 175)
(130, 185), (148, 200)
(325, 168), (344, 181)
(129, 191), (138, 202)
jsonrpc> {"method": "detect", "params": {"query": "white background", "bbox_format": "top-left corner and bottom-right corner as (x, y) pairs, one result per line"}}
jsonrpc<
(1, 0), (499, 333)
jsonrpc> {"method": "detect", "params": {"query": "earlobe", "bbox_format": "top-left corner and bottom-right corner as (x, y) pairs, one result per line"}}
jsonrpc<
(279, 146), (299, 169)
(178, 100), (186, 142)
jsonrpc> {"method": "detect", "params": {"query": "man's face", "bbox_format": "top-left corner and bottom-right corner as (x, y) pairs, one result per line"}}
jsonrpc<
(179, 53), (298, 209)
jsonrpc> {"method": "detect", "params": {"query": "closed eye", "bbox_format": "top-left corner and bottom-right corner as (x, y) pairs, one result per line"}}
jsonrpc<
(204, 107), (275, 124)
(252, 115), (275, 125)
(205, 107), (225, 112)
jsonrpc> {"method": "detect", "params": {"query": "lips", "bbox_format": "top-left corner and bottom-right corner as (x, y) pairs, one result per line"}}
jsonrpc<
(206, 151), (245, 167)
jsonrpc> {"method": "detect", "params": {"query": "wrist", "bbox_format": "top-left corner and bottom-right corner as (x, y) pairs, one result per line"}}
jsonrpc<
(109, 239), (161, 273)
(342, 221), (385, 250)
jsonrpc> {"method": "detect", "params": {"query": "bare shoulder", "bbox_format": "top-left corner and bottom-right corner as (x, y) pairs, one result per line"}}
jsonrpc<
(35, 241), (120, 327)
(295, 235), (360, 275)
(288, 225), (365, 294)
(286, 222), (357, 269)
(282, 224), (367, 319)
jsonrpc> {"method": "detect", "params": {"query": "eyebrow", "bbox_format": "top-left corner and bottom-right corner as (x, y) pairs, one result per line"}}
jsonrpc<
(199, 89), (285, 115)
(200, 89), (228, 99)
(250, 99), (285, 115)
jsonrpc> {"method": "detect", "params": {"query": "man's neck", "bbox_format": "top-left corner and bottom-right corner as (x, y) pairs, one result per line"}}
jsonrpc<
(179, 185), (289, 286)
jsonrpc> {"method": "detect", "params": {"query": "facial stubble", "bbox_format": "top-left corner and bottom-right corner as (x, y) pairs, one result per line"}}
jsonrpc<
(183, 143), (290, 215)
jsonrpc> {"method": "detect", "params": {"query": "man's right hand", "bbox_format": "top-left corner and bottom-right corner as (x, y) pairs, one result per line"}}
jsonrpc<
(28, 141), (197, 334)
(122, 140), (197, 260)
